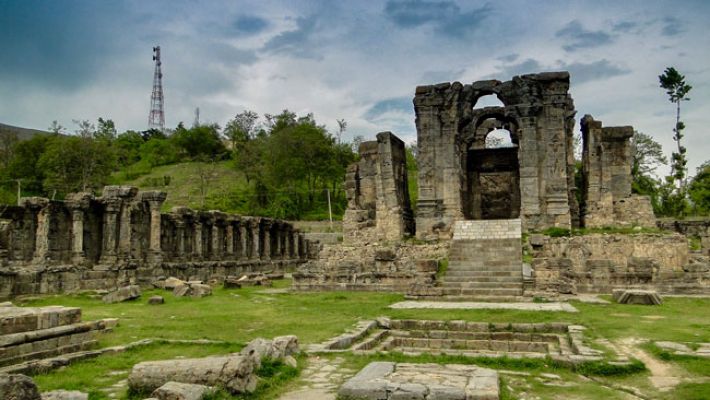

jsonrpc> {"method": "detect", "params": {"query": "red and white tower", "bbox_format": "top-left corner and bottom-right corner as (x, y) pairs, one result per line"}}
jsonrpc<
(148, 46), (165, 132)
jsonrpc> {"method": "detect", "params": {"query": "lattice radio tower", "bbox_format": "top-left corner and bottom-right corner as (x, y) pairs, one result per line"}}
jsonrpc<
(148, 46), (165, 132)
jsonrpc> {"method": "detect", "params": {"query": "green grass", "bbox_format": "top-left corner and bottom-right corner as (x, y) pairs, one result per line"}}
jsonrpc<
(16, 283), (710, 399)
(113, 160), (246, 212)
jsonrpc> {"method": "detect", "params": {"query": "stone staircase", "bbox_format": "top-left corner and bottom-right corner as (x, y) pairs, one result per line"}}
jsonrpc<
(441, 219), (524, 300)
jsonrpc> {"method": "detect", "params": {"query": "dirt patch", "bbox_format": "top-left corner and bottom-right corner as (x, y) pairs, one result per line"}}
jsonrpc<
(640, 315), (666, 320)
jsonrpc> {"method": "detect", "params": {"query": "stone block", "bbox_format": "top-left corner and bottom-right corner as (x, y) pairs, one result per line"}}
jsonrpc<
(148, 296), (165, 305)
(0, 374), (41, 400)
(151, 382), (212, 400)
(102, 285), (141, 304)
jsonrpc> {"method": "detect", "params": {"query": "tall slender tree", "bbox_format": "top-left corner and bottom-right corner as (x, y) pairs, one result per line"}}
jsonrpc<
(659, 67), (692, 192)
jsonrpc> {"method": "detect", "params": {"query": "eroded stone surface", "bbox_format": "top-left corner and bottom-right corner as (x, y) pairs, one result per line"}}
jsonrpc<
(151, 381), (212, 400)
(389, 301), (578, 312)
(339, 362), (499, 400)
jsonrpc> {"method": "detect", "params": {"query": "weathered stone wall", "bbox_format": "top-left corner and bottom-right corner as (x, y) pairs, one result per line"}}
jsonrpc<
(0, 186), (311, 299)
(580, 115), (655, 228)
(292, 242), (448, 292)
(414, 72), (578, 239)
(529, 233), (709, 294)
(343, 132), (414, 243)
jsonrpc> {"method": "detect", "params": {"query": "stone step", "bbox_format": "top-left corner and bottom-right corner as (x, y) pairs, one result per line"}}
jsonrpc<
(443, 277), (522, 285)
(441, 282), (523, 289)
(444, 269), (521, 277)
(442, 287), (523, 297)
(436, 295), (529, 302)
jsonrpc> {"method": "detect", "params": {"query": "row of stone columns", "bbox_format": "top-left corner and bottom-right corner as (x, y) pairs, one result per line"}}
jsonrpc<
(6, 186), (308, 266)
(163, 209), (306, 262)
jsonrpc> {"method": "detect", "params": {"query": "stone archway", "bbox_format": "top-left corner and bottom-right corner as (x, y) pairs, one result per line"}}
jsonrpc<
(463, 117), (521, 220)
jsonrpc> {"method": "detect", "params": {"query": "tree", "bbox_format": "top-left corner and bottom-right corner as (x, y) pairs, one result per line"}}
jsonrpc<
(171, 123), (226, 159)
(95, 117), (117, 143)
(689, 162), (710, 215)
(48, 120), (65, 135)
(114, 130), (144, 166)
(224, 110), (258, 150)
(659, 67), (692, 192)
(631, 132), (667, 181)
(336, 118), (347, 144)
(38, 135), (115, 194)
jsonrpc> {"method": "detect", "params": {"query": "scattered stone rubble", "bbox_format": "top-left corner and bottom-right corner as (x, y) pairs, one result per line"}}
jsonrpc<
(655, 341), (710, 358)
(0, 373), (41, 400)
(0, 186), (314, 299)
(0, 304), (116, 367)
(339, 362), (500, 400)
(151, 381), (212, 400)
(102, 284), (141, 303)
(128, 335), (299, 395)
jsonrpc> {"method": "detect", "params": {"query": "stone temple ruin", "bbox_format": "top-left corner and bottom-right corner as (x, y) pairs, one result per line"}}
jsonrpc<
(295, 71), (710, 297)
(0, 186), (313, 298)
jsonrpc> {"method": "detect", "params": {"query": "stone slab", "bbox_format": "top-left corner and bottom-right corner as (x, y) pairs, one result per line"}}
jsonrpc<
(389, 301), (578, 312)
(338, 362), (499, 400)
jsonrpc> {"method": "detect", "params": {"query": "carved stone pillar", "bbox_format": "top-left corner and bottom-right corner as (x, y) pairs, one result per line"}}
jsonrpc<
(293, 230), (300, 260)
(262, 219), (272, 260)
(141, 191), (167, 262)
(225, 219), (235, 257)
(65, 192), (92, 264)
(100, 199), (121, 264)
(273, 223), (282, 260)
(239, 220), (248, 259)
(23, 198), (50, 263)
(250, 219), (260, 260)
(175, 220), (186, 259)
(193, 221), (203, 259)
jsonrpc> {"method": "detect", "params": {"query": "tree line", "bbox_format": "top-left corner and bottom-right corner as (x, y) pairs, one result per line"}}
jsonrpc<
(0, 110), (357, 220)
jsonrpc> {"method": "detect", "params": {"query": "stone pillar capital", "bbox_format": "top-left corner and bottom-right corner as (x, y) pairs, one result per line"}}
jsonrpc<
(65, 192), (93, 210)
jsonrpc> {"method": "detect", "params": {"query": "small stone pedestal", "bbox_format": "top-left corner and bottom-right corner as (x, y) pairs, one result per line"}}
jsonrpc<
(612, 289), (663, 305)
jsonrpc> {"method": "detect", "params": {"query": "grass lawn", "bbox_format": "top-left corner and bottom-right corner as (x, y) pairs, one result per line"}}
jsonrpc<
(16, 282), (710, 399)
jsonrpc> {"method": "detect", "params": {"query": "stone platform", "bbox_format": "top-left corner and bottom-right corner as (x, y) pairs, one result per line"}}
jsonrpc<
(339, 362), (499, 400)
(0, 304), (115, 367)
(389, 301), (578, 312)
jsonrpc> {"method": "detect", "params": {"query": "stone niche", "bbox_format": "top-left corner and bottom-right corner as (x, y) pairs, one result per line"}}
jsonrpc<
(343, 131), (414, 243)
(413, 72), (578, 239)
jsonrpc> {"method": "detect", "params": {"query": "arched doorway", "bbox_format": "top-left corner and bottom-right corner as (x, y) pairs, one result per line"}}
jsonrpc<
(464, 117), (521, 220)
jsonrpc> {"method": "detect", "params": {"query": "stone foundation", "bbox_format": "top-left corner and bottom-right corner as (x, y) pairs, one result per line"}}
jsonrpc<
(0, 186), (313, 299)
(529, 233), (710, 294)
(292, 242), (447, 292)
(0, 304), (115, 367)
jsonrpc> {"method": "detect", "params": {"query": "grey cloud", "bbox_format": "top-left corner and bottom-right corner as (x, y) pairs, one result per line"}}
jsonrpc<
(556, 20), (613, 52)
(383, 0), (492, 38)
(612, 21), (637, 33)
(497, 53), (519, 63)
(495, 59), (543, 78)
(364, 97), (413, 120)
(261, 15), (321, 59)
(561, 59), (631, 84)
(661, 16), (683, 36)
(232, 15), (269, 36)
(490, 58), (629, 85)
(420, 69), (465, 84)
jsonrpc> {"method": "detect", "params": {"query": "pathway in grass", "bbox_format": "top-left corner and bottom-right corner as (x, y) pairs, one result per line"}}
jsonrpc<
(616, 337), (683, 392)
(390, 301), (578, 312)
(279, 356), (356, 400)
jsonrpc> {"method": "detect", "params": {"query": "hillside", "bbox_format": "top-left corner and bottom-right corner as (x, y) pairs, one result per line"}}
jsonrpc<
(0, 122), (49, 140)
(114, 160), (246, 212)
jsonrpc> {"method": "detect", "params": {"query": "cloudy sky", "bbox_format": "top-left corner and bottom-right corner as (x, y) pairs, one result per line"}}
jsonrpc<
(0, 0), (708, 174)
